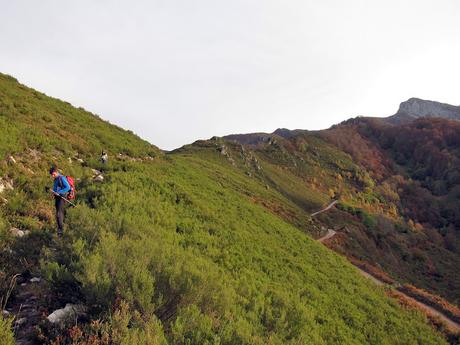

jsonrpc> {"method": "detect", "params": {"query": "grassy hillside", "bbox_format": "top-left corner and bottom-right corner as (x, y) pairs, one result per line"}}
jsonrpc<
(0, 73), (449, 344)
(222, 118), (460, 307)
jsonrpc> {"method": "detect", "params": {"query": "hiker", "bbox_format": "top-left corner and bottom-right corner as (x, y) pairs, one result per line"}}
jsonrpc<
(49, 166), (71, 236)
(101, 150), (108, 164)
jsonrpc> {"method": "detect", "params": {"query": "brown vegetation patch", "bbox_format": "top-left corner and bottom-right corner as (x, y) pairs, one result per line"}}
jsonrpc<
(323, 231), (347, 248)
(386, 289), (460, 340)
(320, 123), (391, 179)
(348, 257), (395, 284)
(398, 284), (460, 323)
(250, 196), (297, 222)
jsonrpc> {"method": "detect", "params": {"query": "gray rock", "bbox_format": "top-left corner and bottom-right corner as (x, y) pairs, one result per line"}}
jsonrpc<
(47, 304), (86, 325)
(30, 277), (41, 283)
(387, 98), (460, 124)
(93, 175), (104, 182)
(218, 145), (227, 155)
(91, 168), (102, 176)
(10, 228), (30, 238)
(0, 179), (13, 194)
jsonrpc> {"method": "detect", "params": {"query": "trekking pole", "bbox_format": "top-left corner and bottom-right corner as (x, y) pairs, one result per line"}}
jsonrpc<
(49, 189), (77, 207)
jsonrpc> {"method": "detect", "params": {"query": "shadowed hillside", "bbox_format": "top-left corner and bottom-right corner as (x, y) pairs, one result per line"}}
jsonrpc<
(319, 117), (460, 305)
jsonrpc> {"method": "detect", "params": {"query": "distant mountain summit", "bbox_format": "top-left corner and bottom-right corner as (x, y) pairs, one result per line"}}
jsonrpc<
(386, 97), (460, 124)
(224, 97), (460, 145)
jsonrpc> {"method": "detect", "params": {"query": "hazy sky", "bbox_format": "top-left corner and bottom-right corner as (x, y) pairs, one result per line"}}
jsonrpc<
(1, 1), (459, 150)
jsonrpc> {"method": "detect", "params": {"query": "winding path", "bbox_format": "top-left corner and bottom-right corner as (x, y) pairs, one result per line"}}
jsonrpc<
(315, 228), (460, 333)
(310, 200), (338, 217)
(317, 229), (336, 243)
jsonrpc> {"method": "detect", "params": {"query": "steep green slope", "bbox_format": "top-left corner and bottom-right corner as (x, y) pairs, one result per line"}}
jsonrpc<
(0, 72), (159, 236)
(0, 73), (160, 159)
(223, 120), (460, 307)
(0, 73), (448, 344)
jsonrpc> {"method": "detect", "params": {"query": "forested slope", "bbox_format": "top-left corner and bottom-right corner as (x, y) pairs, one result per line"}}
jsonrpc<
(320, 117), (460, 304)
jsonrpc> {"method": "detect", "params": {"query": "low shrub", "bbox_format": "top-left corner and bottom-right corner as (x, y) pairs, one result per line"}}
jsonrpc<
(0, 315), (14, 345)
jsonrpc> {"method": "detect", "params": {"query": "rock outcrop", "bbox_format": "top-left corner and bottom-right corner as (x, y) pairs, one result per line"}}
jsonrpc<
(387, 98), (460, 124)
(0, 179), (14, 194)
(47, 304), (86, 325)
(10, 227), (30, 238)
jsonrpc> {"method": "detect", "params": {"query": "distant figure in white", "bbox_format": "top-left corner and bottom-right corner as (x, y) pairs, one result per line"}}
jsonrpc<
(101, 151), (108, 164)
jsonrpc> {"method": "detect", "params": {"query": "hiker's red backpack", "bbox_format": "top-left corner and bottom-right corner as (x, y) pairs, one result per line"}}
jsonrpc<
(66, 176), (76, 199)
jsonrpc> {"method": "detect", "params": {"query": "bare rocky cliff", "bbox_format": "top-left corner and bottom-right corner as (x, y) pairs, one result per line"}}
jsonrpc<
(386, 98), (460, 124)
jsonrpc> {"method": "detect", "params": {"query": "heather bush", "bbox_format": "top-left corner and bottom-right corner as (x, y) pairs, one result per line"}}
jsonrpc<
(0, 315), (14, 345)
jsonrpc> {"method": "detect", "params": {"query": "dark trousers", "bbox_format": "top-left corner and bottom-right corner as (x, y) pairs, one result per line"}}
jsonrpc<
(55, 196), (66, 233)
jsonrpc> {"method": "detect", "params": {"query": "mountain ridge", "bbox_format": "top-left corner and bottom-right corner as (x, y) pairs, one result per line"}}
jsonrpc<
(223, 97), (460, 145)
(208, 99), (460, 309)
(386, 97), (460, 124)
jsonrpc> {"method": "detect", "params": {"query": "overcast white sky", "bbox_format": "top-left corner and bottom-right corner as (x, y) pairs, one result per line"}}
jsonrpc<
(1, 1), (459, 150)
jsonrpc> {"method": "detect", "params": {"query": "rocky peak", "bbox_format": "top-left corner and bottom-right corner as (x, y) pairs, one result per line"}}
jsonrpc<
(391, 98), (460, 123)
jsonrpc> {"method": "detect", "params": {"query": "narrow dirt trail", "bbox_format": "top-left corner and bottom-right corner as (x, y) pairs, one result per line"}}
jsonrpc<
(9, 277), (47, 345)
(317, 229), (336, 243)
(317, 230), (460, 333)
(310, 200), (338, 217)
(355, 269), (384, 286)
